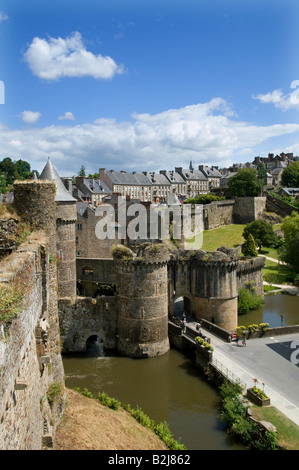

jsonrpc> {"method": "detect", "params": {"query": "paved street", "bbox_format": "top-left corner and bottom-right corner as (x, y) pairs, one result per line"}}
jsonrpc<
(190, 320), (299, 426)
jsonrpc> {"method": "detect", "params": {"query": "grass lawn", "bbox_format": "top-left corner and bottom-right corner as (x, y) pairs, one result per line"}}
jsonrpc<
(186, 224), (246, 251)
(250, 405), (299, 450)
(262, 258), (296, 285)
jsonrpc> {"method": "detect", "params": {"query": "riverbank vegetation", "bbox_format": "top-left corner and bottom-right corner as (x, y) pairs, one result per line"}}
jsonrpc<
(72, 387), (186, 450)
(238, 287), (264, 314)
(54, 388), (170, 451)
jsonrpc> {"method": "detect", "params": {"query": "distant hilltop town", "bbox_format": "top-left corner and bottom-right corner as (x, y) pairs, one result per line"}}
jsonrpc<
(61, 152), (299, 206)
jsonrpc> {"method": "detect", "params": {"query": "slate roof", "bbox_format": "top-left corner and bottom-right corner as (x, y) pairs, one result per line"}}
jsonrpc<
(161, 171), (185, 184)
(39, 158), (76, 202)
(106, 170), (152, 186)
(80, 178), (112, 195)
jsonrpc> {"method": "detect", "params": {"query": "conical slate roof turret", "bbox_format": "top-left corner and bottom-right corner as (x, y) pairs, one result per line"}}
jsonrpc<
(39, 158), (76, 202)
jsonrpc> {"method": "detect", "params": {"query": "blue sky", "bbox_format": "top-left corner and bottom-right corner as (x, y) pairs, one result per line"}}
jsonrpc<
(0, 0), (299, 176)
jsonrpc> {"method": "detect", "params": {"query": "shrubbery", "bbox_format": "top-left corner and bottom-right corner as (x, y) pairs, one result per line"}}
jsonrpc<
(238, 288), (264, 314)
(219, 380), (278, 450)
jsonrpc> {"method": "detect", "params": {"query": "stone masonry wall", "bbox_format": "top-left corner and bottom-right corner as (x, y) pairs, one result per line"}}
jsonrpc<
(58, 296), (118, 353)
(237, 257), (265, 297)
(202, 199), (235, 230)
(0, 234), (65, 450)
(233, 197), (266, 224)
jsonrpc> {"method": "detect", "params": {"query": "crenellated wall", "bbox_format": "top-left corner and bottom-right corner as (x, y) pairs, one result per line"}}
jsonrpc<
(237, 256), (265, 297)
(114, 243), (170, 358)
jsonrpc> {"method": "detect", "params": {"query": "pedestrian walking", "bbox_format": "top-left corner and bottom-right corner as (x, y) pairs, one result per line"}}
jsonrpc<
(242, 332), (247, 347)
(236, 334), (239, 346)
(196, 322), (200, 334)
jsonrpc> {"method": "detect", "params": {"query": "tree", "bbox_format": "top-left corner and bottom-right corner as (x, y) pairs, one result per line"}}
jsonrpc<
(227, 168), (259, 197)
(0, 157), (35, 193)
(243, 233), (258, 257)
(279, 212), (299, 270)
(257, 162), (267, 194)
(78, 165), (86, 176)
(281, 161), (299, 188)
(242, 220), (278, 250)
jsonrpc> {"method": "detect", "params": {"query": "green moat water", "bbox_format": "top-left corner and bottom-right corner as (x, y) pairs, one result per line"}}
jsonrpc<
(63, 348), (245, 450)
(238, 294), (299, 327)
(63, 295), (298, 450)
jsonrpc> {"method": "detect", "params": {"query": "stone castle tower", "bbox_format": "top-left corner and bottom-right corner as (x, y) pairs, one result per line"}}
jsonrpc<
(39, 158), (77, 300)
(114, 243), (170, 358)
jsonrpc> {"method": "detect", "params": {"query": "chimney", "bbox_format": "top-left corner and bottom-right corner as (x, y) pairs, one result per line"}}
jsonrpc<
(160, 170), (166, 175)
(99, 168), (106, 179)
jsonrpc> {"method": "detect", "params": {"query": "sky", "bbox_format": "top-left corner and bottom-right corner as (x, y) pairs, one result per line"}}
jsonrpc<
(0, 0), (299, 177)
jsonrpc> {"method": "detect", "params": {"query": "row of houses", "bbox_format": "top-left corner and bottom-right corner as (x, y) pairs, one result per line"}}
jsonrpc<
(62, 164), (222, 206)
(61, 152), (299, 207)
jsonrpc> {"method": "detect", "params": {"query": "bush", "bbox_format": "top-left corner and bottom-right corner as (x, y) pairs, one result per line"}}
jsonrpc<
(242, 234), (258, 257)
(219, 380), (278, 450)
(184, 194), (225, 205)
(97, 391), (121, 410)
(238, 288), (264, 314)
(0, 282), (24, 323)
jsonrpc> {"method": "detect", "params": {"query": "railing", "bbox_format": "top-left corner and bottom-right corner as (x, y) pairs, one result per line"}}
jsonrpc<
(211, 357), (246, 389)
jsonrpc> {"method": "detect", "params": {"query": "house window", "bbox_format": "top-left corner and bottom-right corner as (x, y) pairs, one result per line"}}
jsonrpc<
(77, 224), (82, 231)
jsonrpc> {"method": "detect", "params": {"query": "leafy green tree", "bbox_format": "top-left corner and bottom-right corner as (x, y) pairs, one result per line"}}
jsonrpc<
(257, 162), (267, 194)
(227, 168), (259, 197)
(0, 157), (35, 193)
(78, 165), (86, 176)
(243, 233), (258, 257)
(281, 161), (299, 188)
(242, 219), (278, 250)
(279, 212), (299, 270)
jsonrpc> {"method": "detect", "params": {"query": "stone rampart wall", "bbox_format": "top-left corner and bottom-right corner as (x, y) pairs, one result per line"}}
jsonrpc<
(237, 257), (265, 297)
(202, 199), (235, 230)
(58, 296), (118, 353)
(0, 234), (65, 450)
(233, 197), (266, 224)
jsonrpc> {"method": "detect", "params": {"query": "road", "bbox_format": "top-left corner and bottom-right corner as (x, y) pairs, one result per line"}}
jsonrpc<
(189, 320), (299, 426)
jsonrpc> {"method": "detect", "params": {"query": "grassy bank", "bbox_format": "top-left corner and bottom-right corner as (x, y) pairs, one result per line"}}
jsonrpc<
(186, 224), (246, 251)
(54, 388), (170, 450)
(251, 405), (299, 450)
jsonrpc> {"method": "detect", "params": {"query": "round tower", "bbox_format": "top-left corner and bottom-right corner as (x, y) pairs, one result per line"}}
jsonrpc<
(191, 247), (239, 331)
(13, 180), (56, 251)
(113, 243), (170, 358)
(39, 158), (77, 300)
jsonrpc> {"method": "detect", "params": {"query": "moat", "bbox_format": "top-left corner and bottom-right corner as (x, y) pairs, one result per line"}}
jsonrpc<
(239, 294), (299, 327)
(63, 294), (298, 450)
(63, 348), (245, 450)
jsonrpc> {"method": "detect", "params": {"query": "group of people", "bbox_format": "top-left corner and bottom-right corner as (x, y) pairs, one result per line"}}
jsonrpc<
(180, 313), (209, 340)
(180, 313), (247, 348)
(233, 331), (247, 347)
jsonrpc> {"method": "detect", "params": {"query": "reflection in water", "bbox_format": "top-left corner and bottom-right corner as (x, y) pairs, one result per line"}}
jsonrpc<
(238, 294), (299, 327)
(63, 349), (245, 450)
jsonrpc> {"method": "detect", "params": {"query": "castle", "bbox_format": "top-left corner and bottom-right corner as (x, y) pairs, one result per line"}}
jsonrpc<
(0, 158), (265, 449)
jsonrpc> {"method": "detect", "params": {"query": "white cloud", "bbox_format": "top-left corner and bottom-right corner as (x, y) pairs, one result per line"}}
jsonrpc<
(20, 111), (42, 124)
(0, 11), (8, 22)
(24, 31), (124, 81)
(1, 99), (299, 175)
(58, 112), (75, 121)
(253, 85), (299, 111)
